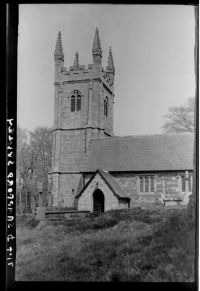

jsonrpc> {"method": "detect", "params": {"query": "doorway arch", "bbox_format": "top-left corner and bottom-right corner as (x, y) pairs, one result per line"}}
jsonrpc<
(93, 189), (105, 213)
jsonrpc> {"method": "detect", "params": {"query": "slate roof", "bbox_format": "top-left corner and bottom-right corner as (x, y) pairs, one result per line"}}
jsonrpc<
(81, 134), (194, 172)
(97, 169), (130, 199)
(76, 169), (130, 200)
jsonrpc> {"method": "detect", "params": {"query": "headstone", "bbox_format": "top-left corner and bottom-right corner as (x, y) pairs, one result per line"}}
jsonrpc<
(38, 181), (43, 192)
(36, 207), (46, 220)
(38, 192), (43, 207)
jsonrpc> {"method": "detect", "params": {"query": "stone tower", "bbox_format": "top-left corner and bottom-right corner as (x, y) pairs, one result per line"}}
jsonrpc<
(49, 28), (115, 208)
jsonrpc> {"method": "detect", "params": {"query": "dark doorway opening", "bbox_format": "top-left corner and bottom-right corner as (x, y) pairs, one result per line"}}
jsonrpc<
(93, 189), (105, 213)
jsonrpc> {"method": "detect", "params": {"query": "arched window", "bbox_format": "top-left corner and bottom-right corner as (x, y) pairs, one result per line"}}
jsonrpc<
(70, 90), (82, 112)
(77, 94), (81, 111)
(139, 176), (155, 193)
(71, 95), (75, 112)
(104, 97), (108, 117)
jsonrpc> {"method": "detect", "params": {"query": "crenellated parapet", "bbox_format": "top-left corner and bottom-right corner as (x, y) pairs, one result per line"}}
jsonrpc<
(54, 28), (115, 90)
(59, 65), (114, 90)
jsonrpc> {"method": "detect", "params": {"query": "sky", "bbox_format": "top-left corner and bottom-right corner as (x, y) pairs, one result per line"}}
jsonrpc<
(17, 4), (195, 136)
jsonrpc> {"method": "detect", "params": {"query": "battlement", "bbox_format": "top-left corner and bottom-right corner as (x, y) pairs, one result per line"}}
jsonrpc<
(54, 29), (115, 88)
(69, 65), (86, 71)
(61, 63), (102, 75)
(60, 64), (113, 89)
(61, 64), (99, 77)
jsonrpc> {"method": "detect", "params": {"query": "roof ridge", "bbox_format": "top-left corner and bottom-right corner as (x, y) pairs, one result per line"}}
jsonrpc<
(97, 169), (129, 198)
(98, 168), (109, 173)
(88, 133), (194, 142)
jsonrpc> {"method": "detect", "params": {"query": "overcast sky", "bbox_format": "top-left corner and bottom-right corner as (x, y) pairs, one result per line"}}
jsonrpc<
(17, 4), (195, 136)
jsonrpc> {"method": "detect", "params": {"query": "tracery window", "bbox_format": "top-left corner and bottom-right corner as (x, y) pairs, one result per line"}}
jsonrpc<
(188, 175), (192, 192)
(70, 90), (82, 112)
(71, 95), (75, 112)
(139, 176), (155, 193)
(181, 176), (186, 192)
(77, 95), (81, 111)
(145, 177), (149, 193)
(104, 97), (108, 117)
(139, 177), (144, 192)
(181, 174), (192, 192)
(150, 176), (154, 192)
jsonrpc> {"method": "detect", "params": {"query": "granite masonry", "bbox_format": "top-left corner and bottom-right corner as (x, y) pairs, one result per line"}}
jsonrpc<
(48, 28), (194, 212)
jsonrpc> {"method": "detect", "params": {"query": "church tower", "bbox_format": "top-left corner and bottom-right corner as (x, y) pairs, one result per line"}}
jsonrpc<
(49, 28), (115, 208)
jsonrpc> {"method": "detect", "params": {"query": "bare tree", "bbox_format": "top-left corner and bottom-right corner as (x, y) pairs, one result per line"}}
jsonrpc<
(17, 126), (30, 213)
(29, 127), (52, 206)
(17, 126), (52, 212)
(162, 97), (195, 133)
(29, 127), (52, 182)
(17, 126), (38, 213)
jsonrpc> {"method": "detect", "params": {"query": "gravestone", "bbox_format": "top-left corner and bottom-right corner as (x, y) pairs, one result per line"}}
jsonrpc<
(36, 207), (46, 220)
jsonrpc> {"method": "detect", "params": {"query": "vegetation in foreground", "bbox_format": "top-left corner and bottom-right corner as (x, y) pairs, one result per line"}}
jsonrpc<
(16, 207), (195, 282)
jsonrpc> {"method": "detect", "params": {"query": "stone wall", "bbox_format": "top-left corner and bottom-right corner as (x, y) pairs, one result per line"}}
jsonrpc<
(50, 173), (82, 208)
(54, 69), (114, 137)
(83, 171), (193, 207)
(59, 130), (87, 172)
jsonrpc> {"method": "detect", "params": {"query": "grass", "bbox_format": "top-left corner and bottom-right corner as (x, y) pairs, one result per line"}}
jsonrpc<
(16, 207), (195, 281)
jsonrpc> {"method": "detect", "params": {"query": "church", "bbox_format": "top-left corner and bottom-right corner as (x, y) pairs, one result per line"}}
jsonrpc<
(49, 28), (194, 212)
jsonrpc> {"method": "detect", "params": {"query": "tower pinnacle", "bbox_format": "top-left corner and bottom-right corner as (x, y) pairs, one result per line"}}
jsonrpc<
(92, 28), (102, 66)
(107, 47), (114, 70)
(74, 52), (79, 70)
(92, 27), (102, 56)
(54, 31), (64, 61)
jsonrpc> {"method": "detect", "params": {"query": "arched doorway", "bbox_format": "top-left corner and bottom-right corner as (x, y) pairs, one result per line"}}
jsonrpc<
(93, 189), (105, 213)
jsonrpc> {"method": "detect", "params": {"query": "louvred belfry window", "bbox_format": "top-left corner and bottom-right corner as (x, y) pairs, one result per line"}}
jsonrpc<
(71, 95), (75, 112)
(70, 90), (82, 112)
(77, 95), (81, 111)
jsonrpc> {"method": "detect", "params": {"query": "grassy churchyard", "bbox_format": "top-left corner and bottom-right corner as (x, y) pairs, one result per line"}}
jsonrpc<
(16, 206), (195, 282)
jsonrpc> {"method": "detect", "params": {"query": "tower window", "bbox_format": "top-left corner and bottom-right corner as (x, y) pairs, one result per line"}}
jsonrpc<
(77, 95), (81, 111)
(70, 90), (82, 112)
(71, 95), (75, 112)
(104, 97), (108, 117)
